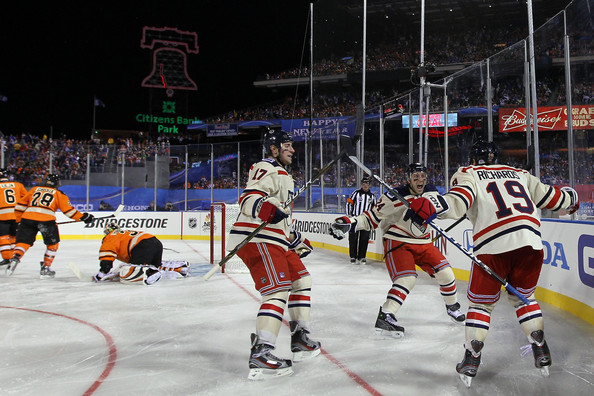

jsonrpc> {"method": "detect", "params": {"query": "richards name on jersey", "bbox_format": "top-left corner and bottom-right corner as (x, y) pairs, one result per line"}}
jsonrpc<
(476, 169), (521, 181)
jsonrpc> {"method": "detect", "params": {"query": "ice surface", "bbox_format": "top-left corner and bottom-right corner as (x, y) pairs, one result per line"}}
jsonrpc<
(1, 240), (593, 395)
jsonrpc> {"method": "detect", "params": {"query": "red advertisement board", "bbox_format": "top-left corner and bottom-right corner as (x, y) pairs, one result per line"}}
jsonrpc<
(498, 105), (594, 132)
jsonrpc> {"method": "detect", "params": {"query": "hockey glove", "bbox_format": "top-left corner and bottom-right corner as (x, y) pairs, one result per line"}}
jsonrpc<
(93, 271), (109, 282)
(295, 239), (313, 258)
(561, 186), (580, 214)
(404, 197), (436, 230)
(288, 230), (304, 250)
(80, 212), (95, 224)
(329, 216), (357, 240)
(256, 197), (289, 224)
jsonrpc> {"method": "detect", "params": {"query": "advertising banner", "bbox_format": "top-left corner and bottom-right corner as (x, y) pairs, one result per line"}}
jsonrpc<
(207, 123), (238, 137)
(499, 105), (594, 132)
(281, 117), (355, 141)
(402, 113), (458, 128)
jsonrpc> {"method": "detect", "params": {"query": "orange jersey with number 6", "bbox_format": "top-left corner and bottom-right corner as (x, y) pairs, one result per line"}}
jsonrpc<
(15, 186), (83, 222)
(0, 181), (28, 221)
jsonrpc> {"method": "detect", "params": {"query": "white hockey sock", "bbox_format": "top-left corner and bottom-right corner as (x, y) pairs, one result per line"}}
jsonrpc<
(435, 267), (458, 306)
(256, 291), (289, 345)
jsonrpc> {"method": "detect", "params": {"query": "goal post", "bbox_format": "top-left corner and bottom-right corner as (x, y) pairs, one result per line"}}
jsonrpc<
(209, 202), (248, 273)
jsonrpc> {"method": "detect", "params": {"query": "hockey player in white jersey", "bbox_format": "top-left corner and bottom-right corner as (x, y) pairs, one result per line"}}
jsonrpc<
(229, 129), (320, 380)
(330, 163), (465, 338)
(404, 140), (580, 387)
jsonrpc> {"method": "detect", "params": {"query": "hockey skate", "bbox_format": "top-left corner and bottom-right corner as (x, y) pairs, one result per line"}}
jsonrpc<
(159, 260), (191, 279)
(144, 268), (162, 285)
(6, 256), (20, 276)
(350, 258), (356, 264)
(290, 322), (321, 362)
(40, 262), (56, 279)
(359, 258), (366, 265)
(456, 340), (484, 388)
(0, 258), (10, 267)
(528, 330), (552, 377)
(446, 302), (466, 324)
(178, 261), (191, 277)
(374, 307), (405, 338)
(248, 333), (293, 380)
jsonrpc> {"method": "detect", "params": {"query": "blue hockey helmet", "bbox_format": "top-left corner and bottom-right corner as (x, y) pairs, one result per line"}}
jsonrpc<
(263, 129), (293, 154)
(470, 140), (498, 165)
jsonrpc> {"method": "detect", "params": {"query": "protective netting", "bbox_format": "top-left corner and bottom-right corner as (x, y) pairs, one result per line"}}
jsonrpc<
(210, 203), (248, 273)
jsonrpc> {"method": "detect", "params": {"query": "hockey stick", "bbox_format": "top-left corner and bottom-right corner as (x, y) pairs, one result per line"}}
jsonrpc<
(203, 104), (366, 281)
(57, 204), (124, 225)
(340, 135), (531, 306)
(383, 215), (467, 258)
(68, 261), (88, 281)
(68, 261), (121, 282)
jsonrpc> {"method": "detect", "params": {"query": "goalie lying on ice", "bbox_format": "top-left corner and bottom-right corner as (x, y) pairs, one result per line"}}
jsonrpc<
(93, 222), (190, 285)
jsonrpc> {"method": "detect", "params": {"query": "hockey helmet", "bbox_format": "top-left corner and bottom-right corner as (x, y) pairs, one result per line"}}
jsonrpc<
(44, 173), (60, 187)
(104, 221), (121, 235)
(0, 168), (8, 181)
(406, 163), (427, 180)
(470, 140), (498, 165)
(263, 129), (293, 154)
(361, 174), (372, 184)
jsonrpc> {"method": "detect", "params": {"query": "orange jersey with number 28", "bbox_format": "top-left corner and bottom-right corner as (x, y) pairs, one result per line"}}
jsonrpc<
(15, 186), (83, 222)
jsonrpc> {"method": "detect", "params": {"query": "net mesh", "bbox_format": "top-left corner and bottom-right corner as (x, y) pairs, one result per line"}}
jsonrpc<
(210, 203), (248, 273)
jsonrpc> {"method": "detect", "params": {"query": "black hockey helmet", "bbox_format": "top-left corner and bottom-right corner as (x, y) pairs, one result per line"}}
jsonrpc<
(104, 221), (121, 235)
(406, 163), (427, 179)
(0, 168), (8, 180)
(361, 174), (372, 184)
(44, 173), (60, 187)
(263, 129), (293, 154)
(470, 140), (498, 165)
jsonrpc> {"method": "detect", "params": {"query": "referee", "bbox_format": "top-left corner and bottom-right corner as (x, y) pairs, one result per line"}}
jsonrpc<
(345, 175), (376, 264)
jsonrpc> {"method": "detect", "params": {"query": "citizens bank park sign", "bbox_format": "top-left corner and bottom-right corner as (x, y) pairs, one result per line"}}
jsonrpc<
(499, 105), (594, 132)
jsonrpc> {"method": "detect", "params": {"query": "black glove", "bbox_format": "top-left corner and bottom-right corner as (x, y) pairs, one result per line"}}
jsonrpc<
(81, 212), (95, 224)
(329, 216), (357, 240)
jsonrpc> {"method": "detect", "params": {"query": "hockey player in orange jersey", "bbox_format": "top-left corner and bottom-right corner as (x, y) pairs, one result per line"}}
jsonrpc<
(93, 221), (190, 285)
(6, 174), (95, 278)
(0, 168), (28, 268)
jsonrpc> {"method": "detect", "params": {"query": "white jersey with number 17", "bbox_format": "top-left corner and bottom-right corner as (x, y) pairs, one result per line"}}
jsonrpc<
(228, 158), (294, 251)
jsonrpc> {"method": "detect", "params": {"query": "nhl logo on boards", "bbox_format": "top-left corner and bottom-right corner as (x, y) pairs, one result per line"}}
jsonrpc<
(188, 217), (197, 229)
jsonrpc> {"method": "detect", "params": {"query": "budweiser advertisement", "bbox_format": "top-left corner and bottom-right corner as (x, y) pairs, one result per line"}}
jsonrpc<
(499, 105), (594, 132)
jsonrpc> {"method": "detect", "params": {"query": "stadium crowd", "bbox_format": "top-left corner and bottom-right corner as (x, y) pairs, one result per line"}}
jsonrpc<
(1, 20), (592, 198)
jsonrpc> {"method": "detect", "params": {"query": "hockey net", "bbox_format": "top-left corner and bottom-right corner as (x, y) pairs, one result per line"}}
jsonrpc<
(209, 203), (249, 274)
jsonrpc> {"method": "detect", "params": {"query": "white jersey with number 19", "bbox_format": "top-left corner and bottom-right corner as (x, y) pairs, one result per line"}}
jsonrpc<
(441, 164), (575, 255)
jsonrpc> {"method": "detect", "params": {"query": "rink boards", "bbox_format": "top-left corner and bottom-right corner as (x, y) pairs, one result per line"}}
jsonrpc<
(53, 210), (594, 326)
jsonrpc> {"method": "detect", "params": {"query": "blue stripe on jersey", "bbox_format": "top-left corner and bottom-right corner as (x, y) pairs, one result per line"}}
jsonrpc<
(252, 197), (263, 218)
(535, 186), (554, 208)
(386, 186), (410, 202)
(449, 186), (473, 210)
(229, 230), (289, 247)
(384, 230), (428, 240)
(473, 224), (541, 252)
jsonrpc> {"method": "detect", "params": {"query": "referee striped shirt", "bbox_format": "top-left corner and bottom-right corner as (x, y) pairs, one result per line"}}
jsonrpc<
(346, 188), (376, 216)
